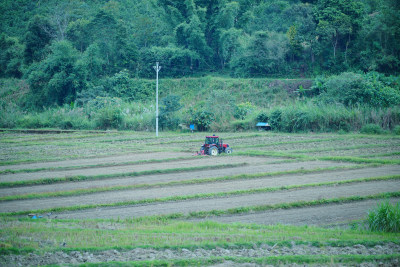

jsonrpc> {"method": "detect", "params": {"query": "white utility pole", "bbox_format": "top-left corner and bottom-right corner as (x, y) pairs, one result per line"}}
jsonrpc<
(153, 62), (161, 137)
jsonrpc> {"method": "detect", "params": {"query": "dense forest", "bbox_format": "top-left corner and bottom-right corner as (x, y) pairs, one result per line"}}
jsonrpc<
(0, 0), (400, 132)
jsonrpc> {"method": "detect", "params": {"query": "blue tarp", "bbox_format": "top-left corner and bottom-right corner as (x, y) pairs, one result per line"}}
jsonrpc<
(256, 122), (270, 127)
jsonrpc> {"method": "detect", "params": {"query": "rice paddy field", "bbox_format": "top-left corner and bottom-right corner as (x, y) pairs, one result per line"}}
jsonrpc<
(0, 130), (399, 266)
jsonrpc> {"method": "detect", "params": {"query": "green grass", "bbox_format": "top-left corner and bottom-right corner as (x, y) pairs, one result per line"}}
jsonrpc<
(361, 151), (400, 158)
(368, 200), (400, 232)
(1, 217), (399, 253)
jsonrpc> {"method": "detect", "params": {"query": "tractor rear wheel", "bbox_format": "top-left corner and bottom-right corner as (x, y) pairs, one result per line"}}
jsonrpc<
(209, 146), (218, 156)
(225, 147), (232, 154)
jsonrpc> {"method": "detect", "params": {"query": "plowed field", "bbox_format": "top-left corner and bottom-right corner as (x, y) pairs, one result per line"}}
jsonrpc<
(1, 131), (399, 225)
(1, 131), (399, 266)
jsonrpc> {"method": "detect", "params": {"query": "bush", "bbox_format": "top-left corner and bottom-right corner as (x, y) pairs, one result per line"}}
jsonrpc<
(234, 102), (255, 120)
(256, 112), (269, 123)
(230, 118), (254, 131)
(314, 72), (400, 107)
(190, 109), (215, 131)
(393, 125), (400, 135)
(368, 201), (400, 232)
(360, 124), (383, 134)
(95, 107), (124, 130)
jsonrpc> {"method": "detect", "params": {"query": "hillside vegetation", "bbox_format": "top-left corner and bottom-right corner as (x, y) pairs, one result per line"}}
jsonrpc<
(0, 0), (399, 132)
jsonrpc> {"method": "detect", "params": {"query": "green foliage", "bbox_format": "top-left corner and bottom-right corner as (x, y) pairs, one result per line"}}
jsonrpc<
(234, 102), (256, 120)
(313, 72), (400, 107)
(368, 201), (400, 232)
(0, 0), (399, 84)
(360, 124), (383, 134)
(231, 31), (289, 76)
(95, 107), (123, 130)
(256, 112), (269, 123)
(393, 125), (400, 135)
(26, 40), (80, 106)
(159, 94), (182, 130)
(263, 102), (400, 133)
(230, 118), (254, 131)
(23, 15), (52, 64)
(140, 45), (200, 77)
(0, 34), (24, 78)
(190, 109), (215, 131)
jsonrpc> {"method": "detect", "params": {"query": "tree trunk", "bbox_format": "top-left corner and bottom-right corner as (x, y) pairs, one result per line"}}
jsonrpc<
(332, 30), (338, 59)
(345, 33), (351, 63)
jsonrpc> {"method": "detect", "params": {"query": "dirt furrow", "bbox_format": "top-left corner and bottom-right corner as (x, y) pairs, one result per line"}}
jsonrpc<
(0, 156), (272, 182)
(46, 180), (400, 219)
(0, 161), (356, 197)
(0, 152), (191, 172)
(204, 198), (400, 226)
(2, 166), (399, 212)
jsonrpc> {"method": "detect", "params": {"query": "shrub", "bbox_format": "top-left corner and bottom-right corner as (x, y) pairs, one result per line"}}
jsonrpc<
(190, 110), (215, 131)
(95, 107), (124, 130)
(393, 125), (400, 135)
(159, 95), (182, 130)
(256, 112), (269, 123)
(367, 201), (400, 232)
(230, 118), (254, 131)
(234, 102), (255, 120)
(360, 123), (383, 134)
(314, 72), (400, 107)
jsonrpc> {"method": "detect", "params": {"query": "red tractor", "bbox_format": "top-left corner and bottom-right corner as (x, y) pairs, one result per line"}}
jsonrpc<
(199, 135), (232, 156)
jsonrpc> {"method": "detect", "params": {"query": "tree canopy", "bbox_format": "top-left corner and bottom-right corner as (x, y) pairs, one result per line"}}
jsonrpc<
(0, 0), (399, 107)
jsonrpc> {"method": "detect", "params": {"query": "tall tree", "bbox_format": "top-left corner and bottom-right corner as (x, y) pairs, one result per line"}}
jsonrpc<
(24, 15), (52, 64)
(26, 40), (80, 106)
(0, 34), (24, 78)
(314, 0), (364, 64)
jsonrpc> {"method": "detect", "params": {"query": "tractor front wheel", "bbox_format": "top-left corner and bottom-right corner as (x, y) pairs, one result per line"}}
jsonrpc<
(209, 146), (218, 156)
(225, 147), (232, 154)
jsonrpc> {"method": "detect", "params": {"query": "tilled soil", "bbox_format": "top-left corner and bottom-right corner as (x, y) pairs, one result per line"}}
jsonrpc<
(1, 132), (399, 226)
(0, 152), (190, 172)
(0, 156), (271, 182)
(0, 160), (356, 197)
(199, 198), (400, 226)
(1, 243), (399, 267)
(52, 180), (400, 219)
(2, 166), (399, 213)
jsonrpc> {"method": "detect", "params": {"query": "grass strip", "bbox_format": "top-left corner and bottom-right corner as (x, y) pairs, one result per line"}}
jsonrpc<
(234, 136), (348, 149)
(1, 175), (399, 216)
(186, 192), (400, 219)
(0, 165), (370, 201)
(0, 156), (195, 175)
(237, 150), (400, 164)
(0, 163), (247, 188)
(0, 133), (108, 144)
(361, 151), (400, 158)
(290, 143), (392, 153)
(82, 254), (400, 267)
(318, 156), (400, 165)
